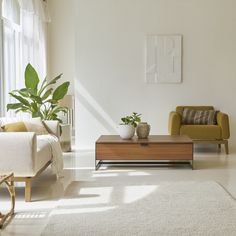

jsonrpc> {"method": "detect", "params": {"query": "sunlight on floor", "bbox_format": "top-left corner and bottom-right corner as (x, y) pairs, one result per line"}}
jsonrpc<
(52, 206), (116, 215)
(92, 173), (118, 177)
(128, 171), (150, 176)
(64, 167), (95, 170)
(15, 212), (47, 219)
(94, 169), (136, 173)
(63, 187), (113, 206)
(124, 185), (157, 203)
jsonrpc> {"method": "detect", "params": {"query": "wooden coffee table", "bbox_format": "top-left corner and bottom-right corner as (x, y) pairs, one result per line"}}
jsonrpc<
(95, 135), (193, 170)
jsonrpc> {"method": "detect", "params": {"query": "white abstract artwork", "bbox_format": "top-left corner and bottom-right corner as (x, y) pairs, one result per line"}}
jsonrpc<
(145, 35), (182, 83)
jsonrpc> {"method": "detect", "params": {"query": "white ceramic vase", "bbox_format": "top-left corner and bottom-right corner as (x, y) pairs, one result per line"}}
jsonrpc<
(118, 124), (135, 139)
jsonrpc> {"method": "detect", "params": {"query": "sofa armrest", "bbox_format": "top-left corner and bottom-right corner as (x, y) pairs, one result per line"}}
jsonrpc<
(217, 112), (230, 139)
(168, 111), (181, 135)
(0, 132), (37, 174)
(43, 120), (60, 137)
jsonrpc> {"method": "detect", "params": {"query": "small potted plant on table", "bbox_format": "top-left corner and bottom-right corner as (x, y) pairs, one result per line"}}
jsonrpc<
(118, 112), (141, 139)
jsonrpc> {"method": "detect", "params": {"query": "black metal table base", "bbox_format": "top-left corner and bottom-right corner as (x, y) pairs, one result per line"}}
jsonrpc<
(95, 160), (194, 170)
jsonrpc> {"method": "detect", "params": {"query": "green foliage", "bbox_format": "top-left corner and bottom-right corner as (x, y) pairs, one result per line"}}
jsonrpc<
(52, 82), (70, 101)
(7, 63), (70, 122)
(25, 64), (39, 91)
(121, 112), (141, 128)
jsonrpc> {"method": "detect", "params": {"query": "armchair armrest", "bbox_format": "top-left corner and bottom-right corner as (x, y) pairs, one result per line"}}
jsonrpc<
(217, 112), (230, 139)
(168, 111), (181, 135)
(0, 132), (37, 174)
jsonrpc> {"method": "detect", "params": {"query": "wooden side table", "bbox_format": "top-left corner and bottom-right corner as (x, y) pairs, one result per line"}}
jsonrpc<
(0, 173), (15, 229)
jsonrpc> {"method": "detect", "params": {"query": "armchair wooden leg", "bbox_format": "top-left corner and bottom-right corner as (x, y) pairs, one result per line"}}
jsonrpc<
(25, 178), (32, 202)
(225, 141), (229, 155)
(218, 144), (221, 150)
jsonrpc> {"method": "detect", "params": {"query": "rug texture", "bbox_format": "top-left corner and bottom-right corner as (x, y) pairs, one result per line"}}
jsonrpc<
(42, 179), (236, 236)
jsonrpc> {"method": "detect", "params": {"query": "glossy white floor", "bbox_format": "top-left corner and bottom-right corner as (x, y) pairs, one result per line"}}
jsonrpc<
(1, 145), (236, 236)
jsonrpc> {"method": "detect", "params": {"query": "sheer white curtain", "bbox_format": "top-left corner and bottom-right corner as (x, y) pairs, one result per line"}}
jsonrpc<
(1, 0), (21, 116)
(20, 0), (50, 80)
(1, 0), (50, 117)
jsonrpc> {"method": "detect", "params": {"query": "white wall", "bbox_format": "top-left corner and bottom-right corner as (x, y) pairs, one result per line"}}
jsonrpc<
(49, 0), (236, 151)
(48, 0), (75, 94)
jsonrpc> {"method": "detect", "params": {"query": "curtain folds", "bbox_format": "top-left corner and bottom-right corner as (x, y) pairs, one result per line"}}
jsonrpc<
(19, 0), (51, 22)
(2, 0), (20, 25)
(1, 0), (50, 116)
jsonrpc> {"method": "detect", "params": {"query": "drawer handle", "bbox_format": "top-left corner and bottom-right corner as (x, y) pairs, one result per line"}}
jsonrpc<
(140, 143), (149, 147)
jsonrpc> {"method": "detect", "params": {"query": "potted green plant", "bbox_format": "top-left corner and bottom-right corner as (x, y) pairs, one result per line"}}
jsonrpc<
(7, 63), (70, 123)
(119, 112), (141, 139)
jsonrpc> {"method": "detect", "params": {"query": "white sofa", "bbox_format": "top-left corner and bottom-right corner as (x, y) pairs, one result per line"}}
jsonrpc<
(0, 118), (60, 202)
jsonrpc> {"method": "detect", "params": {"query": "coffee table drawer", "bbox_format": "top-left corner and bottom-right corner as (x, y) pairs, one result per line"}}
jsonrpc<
(96, 143), (193, 160)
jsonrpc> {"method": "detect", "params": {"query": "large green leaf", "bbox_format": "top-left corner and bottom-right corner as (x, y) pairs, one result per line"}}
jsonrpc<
(52, 82), (70, 101)
(31, 102), (39, 112)
(30, 94), (43, 104)
(38, 76), (48, 96)
(49, 106), (68, 116)
(18, 88), (30, 98)
(25, 64), (39, 90)
(15, 107), (30, 113)
(38, 74), (63, 96)
(7, 103), (23, 111)
(9, 92), (30, 107)
(32, 111), (43, 118)
(16, 88), (37, 97)
(42, 88), (53, 101)
(47, 74), (63, 86)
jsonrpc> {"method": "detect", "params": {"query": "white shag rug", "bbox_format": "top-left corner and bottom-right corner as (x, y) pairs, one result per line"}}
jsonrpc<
(42, 180), (236, 236)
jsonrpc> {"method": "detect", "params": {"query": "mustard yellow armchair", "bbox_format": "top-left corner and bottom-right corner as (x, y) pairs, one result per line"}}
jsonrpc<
(168, 106), (230, 154)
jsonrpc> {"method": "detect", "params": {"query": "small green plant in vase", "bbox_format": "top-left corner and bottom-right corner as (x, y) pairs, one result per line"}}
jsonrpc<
(119, 112), (141, 139)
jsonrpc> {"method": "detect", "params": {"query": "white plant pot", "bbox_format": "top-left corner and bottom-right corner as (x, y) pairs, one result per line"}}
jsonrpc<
(118, 124), (135, 139)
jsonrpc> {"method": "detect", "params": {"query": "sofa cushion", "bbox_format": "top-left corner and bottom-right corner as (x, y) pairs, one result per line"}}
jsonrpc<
(2, 121), (28, 132)
(180, 125), (221, 139)
(1, 117), (48, 135)
(182, 108), (218, 125)
(24, 118), (48, 135)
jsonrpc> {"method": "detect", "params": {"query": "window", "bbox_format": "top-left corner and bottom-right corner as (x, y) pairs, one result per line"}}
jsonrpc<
(1, 0), (21, 116)
(0, 0), (50, 117)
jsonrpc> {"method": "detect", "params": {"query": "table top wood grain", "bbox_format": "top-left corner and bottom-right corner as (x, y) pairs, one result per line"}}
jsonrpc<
(96, 135), (193, 144)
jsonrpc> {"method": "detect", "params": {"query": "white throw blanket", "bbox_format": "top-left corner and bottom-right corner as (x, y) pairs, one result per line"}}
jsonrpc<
(38, 134), (64, 178)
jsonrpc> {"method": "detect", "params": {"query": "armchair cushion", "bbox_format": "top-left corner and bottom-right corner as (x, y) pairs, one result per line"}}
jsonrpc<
(176, 106), (214, 115)
(180, 125), (221, 139)
(182, 108), (218, 125)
